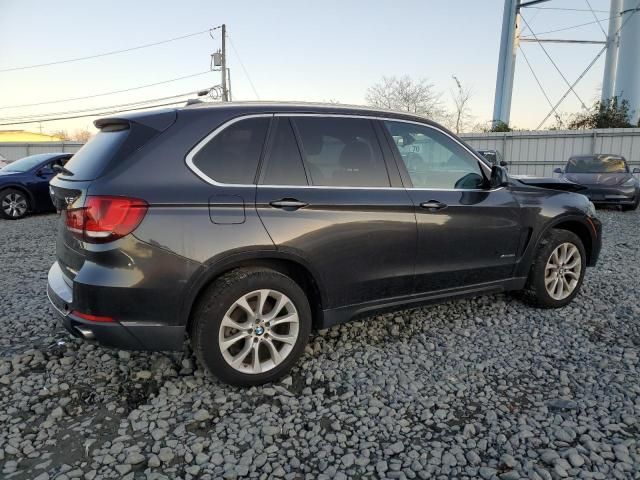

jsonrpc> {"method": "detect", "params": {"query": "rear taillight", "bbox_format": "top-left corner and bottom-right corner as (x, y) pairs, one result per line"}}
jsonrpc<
(65, 196), (148, 244)
(71, 310), (115, 323)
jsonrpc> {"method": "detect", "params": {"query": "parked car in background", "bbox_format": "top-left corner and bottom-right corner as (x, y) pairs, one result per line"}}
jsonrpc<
(477, 149), (508, 167)
(555, 154), (640, 211)
(0, 152), (72, 219)
(48, 103), (601, 386)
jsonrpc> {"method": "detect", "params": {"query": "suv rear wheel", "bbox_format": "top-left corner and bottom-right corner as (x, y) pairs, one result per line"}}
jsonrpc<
(0, 188), (29, 220)
(191, 268), (311, 386)
(521, 229), (586, 308)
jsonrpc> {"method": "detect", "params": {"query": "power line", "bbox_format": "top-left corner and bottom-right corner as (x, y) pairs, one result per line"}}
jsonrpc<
(0, 89), (205, 122)
(0, 26), (222, 74)
(0, 71), (212, 110)
(0, 98), (199, 127)
(227, 35), (260, 100)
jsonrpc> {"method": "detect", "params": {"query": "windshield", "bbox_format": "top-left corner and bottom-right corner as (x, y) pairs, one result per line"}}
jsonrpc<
(479, 151), (497, 164)
(566, 156), (628, 173)
(1, 153), (54, 172)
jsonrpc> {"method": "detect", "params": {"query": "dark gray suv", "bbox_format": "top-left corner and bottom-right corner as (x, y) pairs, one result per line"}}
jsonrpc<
(47, 102), (602, 386)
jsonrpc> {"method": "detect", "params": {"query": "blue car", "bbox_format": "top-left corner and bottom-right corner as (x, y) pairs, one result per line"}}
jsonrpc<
(0, 152), (73, 219)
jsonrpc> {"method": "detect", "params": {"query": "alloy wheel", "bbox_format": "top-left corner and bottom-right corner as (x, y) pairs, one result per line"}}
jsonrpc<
(218, 289), (300, 374)
(544, 242), (582, 300)
(2, 192), (28, 218)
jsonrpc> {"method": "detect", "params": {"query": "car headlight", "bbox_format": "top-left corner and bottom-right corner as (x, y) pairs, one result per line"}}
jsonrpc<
(586, 200), (597, 218)
(622, 177), (637, 187)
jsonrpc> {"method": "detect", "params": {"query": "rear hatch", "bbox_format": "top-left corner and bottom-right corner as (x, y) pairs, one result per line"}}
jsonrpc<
(49, 109), (177, 281)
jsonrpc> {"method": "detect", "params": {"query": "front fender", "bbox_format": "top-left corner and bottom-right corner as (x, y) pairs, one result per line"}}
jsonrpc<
(515, 212), (601, 278)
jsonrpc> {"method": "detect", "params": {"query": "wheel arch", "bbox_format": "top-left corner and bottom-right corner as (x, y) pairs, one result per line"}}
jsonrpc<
(542, 216), (596, 265)
(182, 251), (327, 334)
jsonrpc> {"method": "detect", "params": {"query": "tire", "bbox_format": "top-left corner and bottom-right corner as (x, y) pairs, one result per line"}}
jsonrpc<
(190, 267), (312, 386)
(519, 229), (586, 308)
(0, 188), (30, 220)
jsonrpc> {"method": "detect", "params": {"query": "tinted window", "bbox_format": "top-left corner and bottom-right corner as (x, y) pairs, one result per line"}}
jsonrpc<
(566, 156), (628, 173)
(294, 117), (390, 187)
(261, 118), (308, 185)
(63, 130), (129, 181)
(384, 121), (485, 189)
(194, 117), (270, 184)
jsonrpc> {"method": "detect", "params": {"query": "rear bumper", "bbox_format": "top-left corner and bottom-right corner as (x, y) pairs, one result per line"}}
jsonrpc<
(47, 262), (185, 351)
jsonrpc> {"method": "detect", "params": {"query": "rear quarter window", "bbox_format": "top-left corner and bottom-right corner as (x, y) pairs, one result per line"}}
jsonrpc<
(62, 129), (129, 181)
(191, 116), (270, 184)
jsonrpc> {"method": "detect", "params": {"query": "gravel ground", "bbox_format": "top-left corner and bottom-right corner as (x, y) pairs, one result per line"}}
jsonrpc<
(0, 209), (639, 480)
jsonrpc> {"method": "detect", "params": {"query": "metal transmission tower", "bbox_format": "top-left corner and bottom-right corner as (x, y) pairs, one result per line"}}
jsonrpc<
(601, 0), (622, 101)
(492, 0), (640, 128)
(615, 0), (640, 123)
(492, 0), (521, 127)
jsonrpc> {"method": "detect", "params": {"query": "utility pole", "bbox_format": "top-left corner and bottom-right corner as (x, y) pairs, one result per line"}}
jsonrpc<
(221, 24), (228, 102)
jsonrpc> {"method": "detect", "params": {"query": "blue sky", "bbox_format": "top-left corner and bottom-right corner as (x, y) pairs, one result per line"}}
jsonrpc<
(0, 0), (612, 133)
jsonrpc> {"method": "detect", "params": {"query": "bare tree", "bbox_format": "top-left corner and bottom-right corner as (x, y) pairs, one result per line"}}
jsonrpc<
(366, 76), (445, 120)
(73, 128), (92, 143)
(50, 128), (93, 142)
(50, 129), (71, 141)
(365, 76), (397, 110)
(450, 75), (473, 134)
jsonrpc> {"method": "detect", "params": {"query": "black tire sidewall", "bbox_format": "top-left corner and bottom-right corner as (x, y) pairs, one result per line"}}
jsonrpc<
(192, 268), (311, 386)
(0, 188), (29, 220)
(531, 229), (587, 308)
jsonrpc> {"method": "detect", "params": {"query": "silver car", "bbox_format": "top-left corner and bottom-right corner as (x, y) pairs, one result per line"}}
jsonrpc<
(555, 154), (640, 211)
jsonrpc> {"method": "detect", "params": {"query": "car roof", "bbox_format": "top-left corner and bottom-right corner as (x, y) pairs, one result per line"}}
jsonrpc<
(98, 101), (445, 130)
(181, 100), (429, 119)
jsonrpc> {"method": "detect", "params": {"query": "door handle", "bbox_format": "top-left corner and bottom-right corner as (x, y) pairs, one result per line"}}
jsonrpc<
(269, 198), (308, 210)
(420, 201), (447, 211)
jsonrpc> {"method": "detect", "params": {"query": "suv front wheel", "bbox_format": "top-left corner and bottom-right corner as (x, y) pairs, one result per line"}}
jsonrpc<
(521, 229), (586, 308)
(191, 268), (312, 386)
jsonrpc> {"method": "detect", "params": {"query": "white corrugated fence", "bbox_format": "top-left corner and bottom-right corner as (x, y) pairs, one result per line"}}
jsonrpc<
(461, 128), (640, 177)
(0, 142), (84, 162)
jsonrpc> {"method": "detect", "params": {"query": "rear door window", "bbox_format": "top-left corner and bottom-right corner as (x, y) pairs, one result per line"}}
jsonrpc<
(62, 129), (129, 181)
(293, 116), (390, 187)
(193, 116), (270, 184)
(260, 118), (308, 185)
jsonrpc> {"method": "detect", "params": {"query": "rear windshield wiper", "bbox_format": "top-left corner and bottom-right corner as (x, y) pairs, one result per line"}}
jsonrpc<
(53, 164), (74, 176)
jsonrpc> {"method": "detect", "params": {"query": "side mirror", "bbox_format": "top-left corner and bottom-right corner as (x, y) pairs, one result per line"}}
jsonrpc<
(490, 165), (509, 188)
(499, 160), (508, 167)
(553, 167), (563, 174)
(633, 167), (640, 174)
